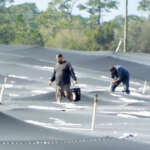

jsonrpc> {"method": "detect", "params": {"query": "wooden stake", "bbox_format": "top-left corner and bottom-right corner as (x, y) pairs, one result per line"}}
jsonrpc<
(0, 75), (8, 104)
(91, 95), (98, 131)
(108, 80), (112, 91)
(142, 80), (147, 94)
(115, 39), (122, 53)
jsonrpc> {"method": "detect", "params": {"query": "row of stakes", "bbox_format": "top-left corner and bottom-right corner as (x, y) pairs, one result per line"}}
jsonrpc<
(0, 75), (149, 131)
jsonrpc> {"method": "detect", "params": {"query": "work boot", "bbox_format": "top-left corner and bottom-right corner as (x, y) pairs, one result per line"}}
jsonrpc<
(122, 90), (130, 94)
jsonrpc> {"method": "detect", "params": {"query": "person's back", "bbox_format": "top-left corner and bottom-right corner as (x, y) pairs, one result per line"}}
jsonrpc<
(117, 67), (129, 81)
(55, 60), (76, 86)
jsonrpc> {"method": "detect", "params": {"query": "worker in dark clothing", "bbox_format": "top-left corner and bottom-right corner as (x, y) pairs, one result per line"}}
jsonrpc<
(49, 54), (77, 103)
(109, 66), (130, 94)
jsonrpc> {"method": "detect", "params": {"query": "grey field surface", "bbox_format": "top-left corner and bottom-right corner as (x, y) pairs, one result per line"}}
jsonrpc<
(0, 45), (150, 150)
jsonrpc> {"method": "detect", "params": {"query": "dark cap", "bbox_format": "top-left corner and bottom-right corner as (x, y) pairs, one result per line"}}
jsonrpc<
(109, 66), (116, 72)
(56, 54), (63, 58)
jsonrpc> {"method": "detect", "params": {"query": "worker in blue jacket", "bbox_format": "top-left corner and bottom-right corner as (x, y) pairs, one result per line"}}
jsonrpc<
(109, 66), (130, 94)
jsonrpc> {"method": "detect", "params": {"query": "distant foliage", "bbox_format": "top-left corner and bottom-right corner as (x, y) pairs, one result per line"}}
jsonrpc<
(138, 0), (150, 16)
(78, 0), (118, 25)
(0, 1), (150, 53)
(128, 20), (150, 53)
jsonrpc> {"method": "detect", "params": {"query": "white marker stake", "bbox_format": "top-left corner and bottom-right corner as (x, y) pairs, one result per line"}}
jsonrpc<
(108, 80), (112, 91)
(115, 39), (122, 53)
(142, 80), (147, 94)
(91, 95), (98, 131)
(0, 76), (8, 104)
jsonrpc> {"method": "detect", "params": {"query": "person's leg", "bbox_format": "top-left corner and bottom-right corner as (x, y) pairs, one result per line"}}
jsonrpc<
(123, 78), (130, 94)
(56, 86), (62, 103)
(111, 81), (121, 92)
(63, 85), (73, 102)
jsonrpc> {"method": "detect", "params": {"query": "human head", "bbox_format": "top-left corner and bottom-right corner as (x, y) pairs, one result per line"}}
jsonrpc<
(56, 54), (63, 63)
(109, 66), (116, 73)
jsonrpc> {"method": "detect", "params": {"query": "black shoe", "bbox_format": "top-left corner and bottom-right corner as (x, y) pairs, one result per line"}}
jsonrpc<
(126, 91), (130, 94)
(111, 90), (115, 93)
(122, 90), (130, 94)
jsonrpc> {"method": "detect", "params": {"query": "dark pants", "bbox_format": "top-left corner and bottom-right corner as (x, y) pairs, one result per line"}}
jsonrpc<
(111, 78), (130, 94)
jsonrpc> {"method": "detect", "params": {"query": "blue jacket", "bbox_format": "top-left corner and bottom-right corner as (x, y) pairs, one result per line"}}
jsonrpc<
(111, 66), (129, 81)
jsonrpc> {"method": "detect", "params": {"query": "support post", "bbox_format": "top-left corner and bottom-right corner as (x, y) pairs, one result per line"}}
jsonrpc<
(124, 0), (128, 53)
(91, 95), (98, 131)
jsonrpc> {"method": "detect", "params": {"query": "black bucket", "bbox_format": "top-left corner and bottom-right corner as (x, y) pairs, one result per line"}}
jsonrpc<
(71, 88), (81, 102)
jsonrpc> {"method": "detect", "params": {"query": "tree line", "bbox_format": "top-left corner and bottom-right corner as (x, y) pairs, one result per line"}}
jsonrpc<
(0, 0), (150, 53)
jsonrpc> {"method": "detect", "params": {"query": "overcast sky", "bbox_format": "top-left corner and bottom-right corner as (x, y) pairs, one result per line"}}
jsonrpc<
(13, 0), (146, 21)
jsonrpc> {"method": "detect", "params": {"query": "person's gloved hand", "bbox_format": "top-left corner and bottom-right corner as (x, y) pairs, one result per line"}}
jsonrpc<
(73, 80), (78, 85)
(48, 81), (52, 86)
(112, 79), (116, 84)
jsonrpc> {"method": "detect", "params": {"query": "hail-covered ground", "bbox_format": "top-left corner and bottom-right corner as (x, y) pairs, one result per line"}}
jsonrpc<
(0, 45), (150, 150)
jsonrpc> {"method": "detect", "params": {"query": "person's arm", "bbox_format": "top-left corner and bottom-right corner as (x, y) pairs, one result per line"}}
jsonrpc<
(68, 63), (77, 83)
(111, 73), (116, 83)
(111, 73), (120, 83)
(116, 68), (123, 82)
(49, 69), (56, 85)
(113, 77), (121, 83)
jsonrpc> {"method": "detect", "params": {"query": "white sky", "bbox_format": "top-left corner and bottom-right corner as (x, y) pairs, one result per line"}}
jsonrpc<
(13, 0), (147, 21)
